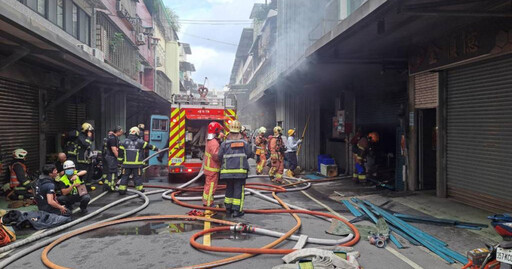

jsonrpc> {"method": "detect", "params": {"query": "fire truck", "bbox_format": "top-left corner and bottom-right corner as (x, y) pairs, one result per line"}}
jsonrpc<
(147, 91), (237, 177)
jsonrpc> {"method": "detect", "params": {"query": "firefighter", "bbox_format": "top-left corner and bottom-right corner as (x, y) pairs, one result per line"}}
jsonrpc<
(285, 128), (302, 177)
(240, 126), (250, 143)
(98, 130), (113, 185)
(104, 126), (123, 192)
(7, 149), (32, 200)
(218, 120), (252, 218)
(353, 131), (379, 184)
(118, 127), (158, 195)
(63, 130), (79, 165)
(76, 123), (95, 191)
(202, 122), (224, 214)
(56, 160), (90, 213)
(255, 127), (268, 175)
(269, 126), (285, 183)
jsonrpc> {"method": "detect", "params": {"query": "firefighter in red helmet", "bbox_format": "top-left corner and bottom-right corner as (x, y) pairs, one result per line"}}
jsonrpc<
(202, 121), (225, 215)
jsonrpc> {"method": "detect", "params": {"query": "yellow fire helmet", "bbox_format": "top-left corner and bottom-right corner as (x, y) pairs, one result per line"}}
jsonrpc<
(129, 127), (141, 136)
(287, 129), (296, 136)
(81, 122), (94, 132)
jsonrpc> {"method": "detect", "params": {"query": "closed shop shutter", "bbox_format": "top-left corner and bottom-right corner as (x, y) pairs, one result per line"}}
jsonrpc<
(446, 55), (512, 212)
(0, 78), (40, 180)
(356, 88), (407, 128)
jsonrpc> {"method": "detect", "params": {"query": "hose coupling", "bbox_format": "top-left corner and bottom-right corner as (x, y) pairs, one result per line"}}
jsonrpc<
(231, 223), (254, 233)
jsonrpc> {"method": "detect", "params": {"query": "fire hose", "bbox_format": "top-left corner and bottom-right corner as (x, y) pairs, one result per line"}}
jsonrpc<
(2, 149), (360, 268)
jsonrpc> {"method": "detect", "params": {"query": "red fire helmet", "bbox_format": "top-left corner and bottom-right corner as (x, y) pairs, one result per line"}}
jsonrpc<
(207, 122), (224, 139)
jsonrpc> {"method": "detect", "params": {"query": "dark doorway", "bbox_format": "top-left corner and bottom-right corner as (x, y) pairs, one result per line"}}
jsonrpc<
(418, 108), (437, 190)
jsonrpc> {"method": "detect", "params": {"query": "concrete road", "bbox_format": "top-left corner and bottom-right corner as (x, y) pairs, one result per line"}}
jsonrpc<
(6, 163), (491, 268)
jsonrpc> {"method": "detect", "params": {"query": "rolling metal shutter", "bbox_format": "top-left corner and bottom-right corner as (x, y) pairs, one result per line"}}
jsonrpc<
(446, 55), (512, 212)
(0, 78), (40, 180)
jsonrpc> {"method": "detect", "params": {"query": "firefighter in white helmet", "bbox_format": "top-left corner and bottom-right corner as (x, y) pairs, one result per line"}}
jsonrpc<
(56, 160), (90, 213)
(118, 127), (158, 195)
(268, 126), (286, 183)
(7, 149), (32, 200)
(254, 127), (268, 175)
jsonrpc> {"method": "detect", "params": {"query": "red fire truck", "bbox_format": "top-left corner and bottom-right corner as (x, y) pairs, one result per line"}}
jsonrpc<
(160, 93), (237, 175)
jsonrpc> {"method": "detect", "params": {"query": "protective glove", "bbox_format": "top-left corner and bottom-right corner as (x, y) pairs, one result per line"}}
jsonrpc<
(2, 183), (11, 192)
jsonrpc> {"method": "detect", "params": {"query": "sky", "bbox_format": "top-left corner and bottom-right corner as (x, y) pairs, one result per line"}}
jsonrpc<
(164, 0), (265, 92)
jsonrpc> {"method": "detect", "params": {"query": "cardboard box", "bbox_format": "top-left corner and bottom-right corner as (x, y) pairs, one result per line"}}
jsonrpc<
(320, 164), (338, 177)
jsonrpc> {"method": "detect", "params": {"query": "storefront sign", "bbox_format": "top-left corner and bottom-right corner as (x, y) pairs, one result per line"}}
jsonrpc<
(409, 22), (512, 74)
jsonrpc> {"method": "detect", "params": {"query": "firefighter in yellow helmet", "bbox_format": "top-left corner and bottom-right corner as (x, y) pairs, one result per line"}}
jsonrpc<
(218, 120), (253, 217)
(76, 122), (95, 191)
(118, 127), (158, 195)
(353, 131), (379, 184)
(254, 127), (268, 175)
(285, 128), (302, 177)
(268, 126), (286, 183)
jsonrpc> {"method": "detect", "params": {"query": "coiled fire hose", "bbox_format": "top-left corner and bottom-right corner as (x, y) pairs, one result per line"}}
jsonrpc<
(2, 147), (360, 269)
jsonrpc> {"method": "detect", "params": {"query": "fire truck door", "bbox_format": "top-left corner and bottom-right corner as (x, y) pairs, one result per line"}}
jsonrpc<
(149, 115), (170, 166)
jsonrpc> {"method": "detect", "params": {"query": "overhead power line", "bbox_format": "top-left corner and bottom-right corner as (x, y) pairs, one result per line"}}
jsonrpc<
(180, 19), (252, 22)
(181, 32), (238, 47)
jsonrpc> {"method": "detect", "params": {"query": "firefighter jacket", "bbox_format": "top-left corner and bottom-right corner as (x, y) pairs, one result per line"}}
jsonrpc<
(76, 132), (93, 164)
(119, 134), (157, 168)
(355, 137), (369, 162)
(203, 138), (221, 174)
(64, 130), (79, 159)
(9, 161), (29, 189)
(218, 138), (253, 180)
(269, 135), (286, 159)
(254, 135), (267, 155)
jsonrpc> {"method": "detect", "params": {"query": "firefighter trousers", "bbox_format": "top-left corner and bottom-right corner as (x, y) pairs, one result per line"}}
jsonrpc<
(119, 167), (143, 192)
(224, 178), (246, 212)
(256, 150), (267, 175)
(269, 155), (284, 181)
(353, 154), (366, 183)
(104, 156), (118, 191)
(202, 172), (219, 207)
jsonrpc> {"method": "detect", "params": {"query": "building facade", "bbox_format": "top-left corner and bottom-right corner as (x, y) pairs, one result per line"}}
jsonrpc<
(230, 0), (512, 211)
(0, 0), (180, 179)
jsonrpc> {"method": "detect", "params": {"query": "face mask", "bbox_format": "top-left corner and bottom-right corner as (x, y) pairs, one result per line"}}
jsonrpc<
(65, 170), (74, 176)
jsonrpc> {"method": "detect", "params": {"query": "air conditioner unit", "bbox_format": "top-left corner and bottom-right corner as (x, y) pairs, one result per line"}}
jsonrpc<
(92, 48), (105, 62)
(116, 0), (123, 12)
(76, 44), (92, 55)
(136, 33), (146, 45)
(143, 26), (154, 35)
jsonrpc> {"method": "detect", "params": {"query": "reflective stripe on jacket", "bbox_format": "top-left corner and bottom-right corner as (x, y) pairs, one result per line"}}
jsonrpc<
(57, 170), (83, 196)
(119, 135), (156, 168)
(218, 139), (252, 179)
(9, 162), (28, 189)
(203, 138), (221, 173)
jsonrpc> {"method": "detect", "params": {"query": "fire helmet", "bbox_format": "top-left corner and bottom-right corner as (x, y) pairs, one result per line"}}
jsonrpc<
(258, 127), (267, 134)
(287, 129), (296, 136)
(273, 126), (283, 135)
(368, 132), (380, 143)
(207, 122), (224, 140)
(63, 160), (76, 170)
(12, 149), (27, 160)
(229, 120), (242, 133)
(81, 122), (94, 132)
(129, 127), (141, 136)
